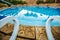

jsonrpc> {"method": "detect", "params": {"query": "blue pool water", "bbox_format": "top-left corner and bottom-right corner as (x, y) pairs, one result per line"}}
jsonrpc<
(0, 16), (6, 20)
(0, 6), (60, 26)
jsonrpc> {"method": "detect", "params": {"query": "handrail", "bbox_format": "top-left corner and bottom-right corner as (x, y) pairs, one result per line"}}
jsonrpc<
(46, 16), (60, 40)
(0, 16), (19, 40)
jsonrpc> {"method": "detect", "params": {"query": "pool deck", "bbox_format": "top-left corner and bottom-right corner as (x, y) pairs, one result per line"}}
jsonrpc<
(0, 23), (60, 40)
(0, 3), (60, 10)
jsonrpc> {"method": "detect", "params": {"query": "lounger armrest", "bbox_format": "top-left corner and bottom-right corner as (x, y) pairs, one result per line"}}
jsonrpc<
(0, 16), (19, 40)
(0, 16), (13, 28)
(46, 16), (60, 40)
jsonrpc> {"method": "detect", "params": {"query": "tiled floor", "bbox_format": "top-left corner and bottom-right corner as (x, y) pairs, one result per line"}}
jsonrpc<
(0, 23), (60, 40)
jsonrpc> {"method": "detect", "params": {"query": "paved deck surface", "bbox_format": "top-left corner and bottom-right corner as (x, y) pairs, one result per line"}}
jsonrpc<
(0, 23), (60, 40)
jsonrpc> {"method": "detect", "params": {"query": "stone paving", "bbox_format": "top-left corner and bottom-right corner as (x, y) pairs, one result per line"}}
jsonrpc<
(0, 23), (60, 40)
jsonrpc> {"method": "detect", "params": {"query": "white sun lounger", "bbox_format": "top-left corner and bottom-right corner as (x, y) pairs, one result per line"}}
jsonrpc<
(0, 16), (19, 40)
(46, 16), (60, 40)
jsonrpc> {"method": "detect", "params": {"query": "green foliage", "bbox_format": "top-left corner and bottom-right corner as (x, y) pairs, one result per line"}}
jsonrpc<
(17, 1), (27, 4)
(46, 0), (55, 3)
(5, 0), (27, 5)
(36, 0), (55, 4)
(36, 0), (44, 4)
(0, 3), (7, 8)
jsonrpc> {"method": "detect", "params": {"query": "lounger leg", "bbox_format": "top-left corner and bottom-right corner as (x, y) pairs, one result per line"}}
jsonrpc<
(9, 18), (19, 40)
(46, 16), (55, 40)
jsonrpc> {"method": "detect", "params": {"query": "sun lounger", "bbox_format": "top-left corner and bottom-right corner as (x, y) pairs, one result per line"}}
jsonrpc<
(0, 16), (19, 40)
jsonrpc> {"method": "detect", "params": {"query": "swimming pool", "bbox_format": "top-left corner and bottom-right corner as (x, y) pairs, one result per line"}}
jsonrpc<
(0, 6), (60, 26)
